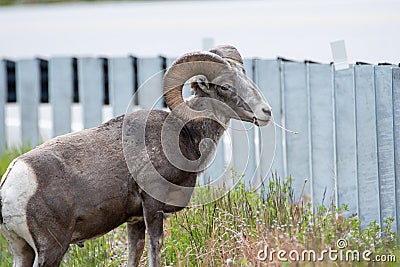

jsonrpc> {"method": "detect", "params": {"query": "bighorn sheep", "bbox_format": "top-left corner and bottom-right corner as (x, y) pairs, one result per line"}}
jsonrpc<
(0, 45), (271, 267)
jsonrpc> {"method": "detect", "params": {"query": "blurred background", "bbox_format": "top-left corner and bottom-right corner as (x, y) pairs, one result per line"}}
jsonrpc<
(1, 0), (399, 154)
(0, 0), (399, 63)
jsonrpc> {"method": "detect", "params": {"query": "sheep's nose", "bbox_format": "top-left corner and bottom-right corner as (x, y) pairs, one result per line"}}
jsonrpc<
(262, 108), (272, 117)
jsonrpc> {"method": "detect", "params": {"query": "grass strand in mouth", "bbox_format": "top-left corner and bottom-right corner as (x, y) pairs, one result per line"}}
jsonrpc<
(271, 119), (299, 134)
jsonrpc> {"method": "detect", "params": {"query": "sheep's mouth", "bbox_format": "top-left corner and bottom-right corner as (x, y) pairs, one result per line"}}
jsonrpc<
(253, 117), (270, 127)
(237, 113), (270, 126)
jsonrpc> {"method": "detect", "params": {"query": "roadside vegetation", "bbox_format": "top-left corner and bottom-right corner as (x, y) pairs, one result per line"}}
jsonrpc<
(0, 146), (398, 266)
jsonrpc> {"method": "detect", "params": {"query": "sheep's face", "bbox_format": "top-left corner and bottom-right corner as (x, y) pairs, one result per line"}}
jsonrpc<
(191, 62), (271, 126)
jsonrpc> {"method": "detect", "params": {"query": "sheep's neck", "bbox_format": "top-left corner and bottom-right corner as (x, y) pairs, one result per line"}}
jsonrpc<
(186, 118), (226, 144)
(184, 98), (228, 153)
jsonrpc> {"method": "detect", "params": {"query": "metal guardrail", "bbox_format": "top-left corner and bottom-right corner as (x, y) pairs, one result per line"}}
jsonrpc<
(0, 57), (399, 232)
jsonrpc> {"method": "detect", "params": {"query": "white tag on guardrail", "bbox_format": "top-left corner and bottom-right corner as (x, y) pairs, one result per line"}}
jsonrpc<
(330, 40), (349, 70)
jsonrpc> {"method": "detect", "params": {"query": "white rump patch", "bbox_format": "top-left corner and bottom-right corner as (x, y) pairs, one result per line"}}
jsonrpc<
(0, 159), (38, 253)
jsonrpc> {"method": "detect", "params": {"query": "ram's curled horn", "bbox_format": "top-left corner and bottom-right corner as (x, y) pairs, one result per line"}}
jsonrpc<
(209, 45), (244, 65)
(163, 51), (228, 122)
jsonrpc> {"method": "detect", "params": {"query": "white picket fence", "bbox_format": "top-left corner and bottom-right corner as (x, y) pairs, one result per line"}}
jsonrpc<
(0, 57), (399, 231)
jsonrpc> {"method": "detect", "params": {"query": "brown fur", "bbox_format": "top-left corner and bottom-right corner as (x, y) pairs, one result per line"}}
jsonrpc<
(16, 110), (225, 266)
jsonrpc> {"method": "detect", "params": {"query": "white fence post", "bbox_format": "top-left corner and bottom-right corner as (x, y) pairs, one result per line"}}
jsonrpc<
(0, 60), (6, 151)
(17, 59), (40, 147)
(78, 58), (104, 129)
(392, 67), (400, 233)
(375, 65), (397, 231)
(137, 57), (164, 109)
(308, 63), (336, 208)
(283, 61), (310, 199)
(108, 57), (135, 117)
(334, 66), (358, 216)
(49, 58), (73, 136)
(354, 65), (380, 228)
(254, 59), (281, 183)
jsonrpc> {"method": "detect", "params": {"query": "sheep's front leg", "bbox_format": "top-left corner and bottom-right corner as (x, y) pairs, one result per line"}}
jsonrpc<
(142, 196), (164, 267)
(127, 221), (146, 267)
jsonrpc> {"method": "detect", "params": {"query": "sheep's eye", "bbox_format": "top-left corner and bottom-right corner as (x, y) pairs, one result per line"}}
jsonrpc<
(220, 84), (231, 91)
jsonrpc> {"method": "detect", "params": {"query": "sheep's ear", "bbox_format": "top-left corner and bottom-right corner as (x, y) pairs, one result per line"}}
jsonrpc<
(190, 75), (210, 94)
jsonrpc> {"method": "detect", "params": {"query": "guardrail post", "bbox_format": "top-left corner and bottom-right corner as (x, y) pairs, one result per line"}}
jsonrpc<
(17, 59), (40, 147)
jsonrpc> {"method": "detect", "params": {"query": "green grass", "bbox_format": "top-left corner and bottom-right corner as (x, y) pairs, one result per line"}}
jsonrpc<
(0, 145), (32, 176)
(0, 146), (399, 266)
(163, 175), (398, 266)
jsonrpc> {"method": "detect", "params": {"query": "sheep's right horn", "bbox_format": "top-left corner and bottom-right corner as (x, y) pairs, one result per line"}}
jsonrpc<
(209, 45), (244, 65)
(163, 51), (228, 122)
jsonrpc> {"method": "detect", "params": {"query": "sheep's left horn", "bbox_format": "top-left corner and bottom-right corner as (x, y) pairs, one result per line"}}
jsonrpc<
(163, 51), (228, 122)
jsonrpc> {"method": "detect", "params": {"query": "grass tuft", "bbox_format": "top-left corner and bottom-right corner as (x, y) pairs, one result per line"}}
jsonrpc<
(163, 173), (398, 266)
(0, 147), (398, 266)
